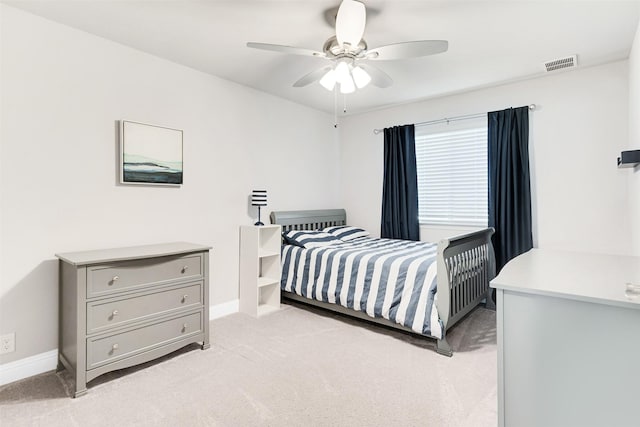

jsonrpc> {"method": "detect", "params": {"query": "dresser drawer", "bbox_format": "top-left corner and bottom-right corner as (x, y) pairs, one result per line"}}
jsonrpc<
(87, 254), (203, 298)
(86, 282), (203, 334)
(87, 311), (202, 370)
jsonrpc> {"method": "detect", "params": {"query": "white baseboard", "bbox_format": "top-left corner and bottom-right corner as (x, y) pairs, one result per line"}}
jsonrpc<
(0, 300), (239, 387)
(210, 299), (239, 320)
(0, 349), (58, 387)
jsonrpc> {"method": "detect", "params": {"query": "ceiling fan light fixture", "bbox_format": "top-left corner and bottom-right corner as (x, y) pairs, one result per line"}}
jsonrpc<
(351, 66), (371, 89)
(319, 69), (337, 91)
(339, 75), (356, 94)
(335, 0), (366, 48)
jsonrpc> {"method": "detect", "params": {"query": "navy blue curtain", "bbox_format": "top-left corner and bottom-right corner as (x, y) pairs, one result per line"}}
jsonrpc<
(381, 125), (420, 241)
(488, 106), (533, 273)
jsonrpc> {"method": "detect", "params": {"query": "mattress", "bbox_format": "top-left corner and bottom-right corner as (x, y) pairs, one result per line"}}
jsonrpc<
(281, 237), (443, 339)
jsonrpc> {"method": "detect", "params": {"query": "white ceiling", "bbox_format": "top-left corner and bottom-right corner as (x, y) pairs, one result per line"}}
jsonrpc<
(5, 1), (640, 115)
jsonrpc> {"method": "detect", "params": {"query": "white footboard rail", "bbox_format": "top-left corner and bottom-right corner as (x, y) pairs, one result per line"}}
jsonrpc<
(435, 228), (495, 355)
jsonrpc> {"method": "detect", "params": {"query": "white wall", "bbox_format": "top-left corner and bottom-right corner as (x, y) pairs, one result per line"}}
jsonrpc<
(629, 21), (640, 256)
(0, 5), (339, 364)
(339, 61), (631, 256)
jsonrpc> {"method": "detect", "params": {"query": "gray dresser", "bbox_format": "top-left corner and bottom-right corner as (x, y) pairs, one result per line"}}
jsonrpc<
(56, 242), (211, 397)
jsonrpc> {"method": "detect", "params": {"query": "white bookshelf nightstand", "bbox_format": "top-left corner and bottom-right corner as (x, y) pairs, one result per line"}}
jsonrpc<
(239, 225), (282, 317)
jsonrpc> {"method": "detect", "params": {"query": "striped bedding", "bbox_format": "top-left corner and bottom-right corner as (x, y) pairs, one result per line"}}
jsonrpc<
(281, 237), (443, 339)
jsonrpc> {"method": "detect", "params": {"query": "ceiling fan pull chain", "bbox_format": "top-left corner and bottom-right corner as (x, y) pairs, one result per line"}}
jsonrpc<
(334, 85), (338, 128)
(343, 94), (347, 114)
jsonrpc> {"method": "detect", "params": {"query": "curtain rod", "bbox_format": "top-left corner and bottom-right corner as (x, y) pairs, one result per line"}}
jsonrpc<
(372, 104), (537, 135)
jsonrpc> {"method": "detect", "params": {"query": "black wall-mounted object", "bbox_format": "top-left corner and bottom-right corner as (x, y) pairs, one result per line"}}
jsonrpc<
(617, 149), (640, 168)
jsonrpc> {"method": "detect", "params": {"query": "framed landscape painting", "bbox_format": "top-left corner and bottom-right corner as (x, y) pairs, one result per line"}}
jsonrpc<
(120, 120), (183, 186)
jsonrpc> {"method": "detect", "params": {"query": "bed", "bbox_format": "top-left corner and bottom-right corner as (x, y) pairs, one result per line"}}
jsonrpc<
(270, 209), (495, 356)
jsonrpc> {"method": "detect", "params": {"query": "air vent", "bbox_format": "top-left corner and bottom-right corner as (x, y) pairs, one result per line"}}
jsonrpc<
(544, 55), (577, 72)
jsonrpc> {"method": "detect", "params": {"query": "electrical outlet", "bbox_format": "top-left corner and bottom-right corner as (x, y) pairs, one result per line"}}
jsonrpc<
(0, 333), (15, 354)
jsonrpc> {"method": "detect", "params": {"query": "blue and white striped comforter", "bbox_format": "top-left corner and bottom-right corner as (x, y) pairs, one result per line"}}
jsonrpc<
(281, 237), (443, 339)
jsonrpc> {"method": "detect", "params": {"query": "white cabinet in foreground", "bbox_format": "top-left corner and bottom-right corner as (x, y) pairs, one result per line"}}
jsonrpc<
(491, 248), (640, 427)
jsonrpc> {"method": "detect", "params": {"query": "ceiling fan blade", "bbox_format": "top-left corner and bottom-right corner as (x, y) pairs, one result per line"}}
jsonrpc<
(246, 42), (326, 58)
(293, 66), (333, 87)
(358, 63), (393, 88)
(335, 0), (366, 48)
(366, 40), (448, 61)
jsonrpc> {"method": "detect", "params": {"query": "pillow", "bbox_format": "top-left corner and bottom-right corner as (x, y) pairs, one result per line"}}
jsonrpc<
(283, 230), (343, 248)
(322, 225), (370, 241)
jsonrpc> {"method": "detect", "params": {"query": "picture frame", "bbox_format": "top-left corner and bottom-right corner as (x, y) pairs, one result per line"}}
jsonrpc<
(119, 120), (183, 186)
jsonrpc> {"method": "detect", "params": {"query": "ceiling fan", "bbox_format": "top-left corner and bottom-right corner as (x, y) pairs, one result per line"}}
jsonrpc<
(246, 0), (448, 94)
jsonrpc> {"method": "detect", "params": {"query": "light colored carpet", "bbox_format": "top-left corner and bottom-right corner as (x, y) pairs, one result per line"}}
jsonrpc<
(0, 302), (497, 426)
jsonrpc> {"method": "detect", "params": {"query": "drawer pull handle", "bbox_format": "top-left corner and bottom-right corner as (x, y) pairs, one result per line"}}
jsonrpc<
(182, 323), (188, 331)
(112, 343), (119, 351)
(111, 275), (119, 284)
(182, 295), (188, 303)
(111, 310), (119, 317)
(625, 283), (640, 299)
(181, 266), (189, 273)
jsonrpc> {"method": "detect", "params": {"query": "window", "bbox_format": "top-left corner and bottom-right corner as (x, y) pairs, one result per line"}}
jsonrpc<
(415, 122), (488, 227)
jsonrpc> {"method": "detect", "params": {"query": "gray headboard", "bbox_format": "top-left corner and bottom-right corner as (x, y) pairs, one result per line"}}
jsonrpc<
(270, 209), (346, 232)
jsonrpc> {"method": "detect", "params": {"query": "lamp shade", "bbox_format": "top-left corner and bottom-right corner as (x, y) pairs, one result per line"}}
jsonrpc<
(319, 69), (337, 91)
(334, 61), (351, 84)
(339, 75), (355, 94)
(351, 66), (371, 89)
(251, 190), (267, 207)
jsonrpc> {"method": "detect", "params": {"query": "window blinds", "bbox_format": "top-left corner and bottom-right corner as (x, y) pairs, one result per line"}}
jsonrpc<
(415, 125), (488, 227)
